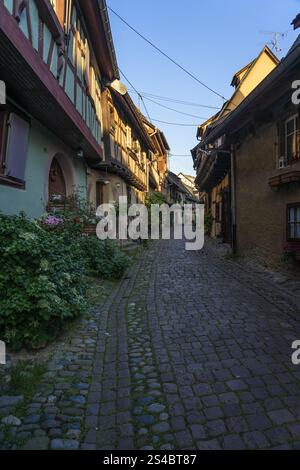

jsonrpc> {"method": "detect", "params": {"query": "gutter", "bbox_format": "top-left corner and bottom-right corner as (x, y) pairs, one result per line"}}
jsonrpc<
(97, 0), (120, 80)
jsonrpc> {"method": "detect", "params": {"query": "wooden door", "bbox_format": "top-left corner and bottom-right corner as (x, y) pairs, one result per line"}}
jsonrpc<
(48, 158), (66, 203)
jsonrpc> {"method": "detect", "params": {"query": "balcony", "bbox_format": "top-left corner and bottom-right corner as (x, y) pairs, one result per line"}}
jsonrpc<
(96, 136), (147, 191)
(269, 156), (300, 189)
(195, 150), (231, 192)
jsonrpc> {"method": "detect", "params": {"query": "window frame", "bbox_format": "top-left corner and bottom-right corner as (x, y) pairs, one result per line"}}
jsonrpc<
(0, 106), (29, 189)
(285, 114), (299, 165)
(287, 203), (300, 242)
(126, 125), (132, 149)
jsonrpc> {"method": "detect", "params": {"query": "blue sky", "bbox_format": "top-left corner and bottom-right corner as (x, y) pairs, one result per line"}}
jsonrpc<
(108, 0), (300, 176)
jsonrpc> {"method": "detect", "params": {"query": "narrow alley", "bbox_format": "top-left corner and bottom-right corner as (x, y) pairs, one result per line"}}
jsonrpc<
(4, 240), (300, 451)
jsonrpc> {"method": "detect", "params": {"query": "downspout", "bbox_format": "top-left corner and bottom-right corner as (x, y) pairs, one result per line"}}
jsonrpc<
(230, 143), (237, 254)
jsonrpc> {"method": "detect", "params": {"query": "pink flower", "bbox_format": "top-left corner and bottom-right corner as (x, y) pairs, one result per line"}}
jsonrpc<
(42, 215), (64, 227)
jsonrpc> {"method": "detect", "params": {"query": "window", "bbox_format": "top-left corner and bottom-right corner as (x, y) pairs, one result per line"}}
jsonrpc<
(0, 111), (29, 187)
(96, 181), (104, 208)
(141, 152), (146, 168)
(285, 115), (299, 165)
(133, 140), (141, 162)
(126, 126), (132, 149)
(64, 5), (101, 142)
(287, 204), (300, 241)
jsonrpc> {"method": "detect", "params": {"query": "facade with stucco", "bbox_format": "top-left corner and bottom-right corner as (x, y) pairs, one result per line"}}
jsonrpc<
(0, 0), (118, 218)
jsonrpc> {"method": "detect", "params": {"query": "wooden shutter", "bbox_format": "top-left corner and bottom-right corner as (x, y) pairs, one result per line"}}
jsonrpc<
(5, 113), (29, 181)
(56, 0), (66, 27)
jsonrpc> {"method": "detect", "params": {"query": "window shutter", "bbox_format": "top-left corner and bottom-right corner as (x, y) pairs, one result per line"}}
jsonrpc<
(5, 113), (29, 181)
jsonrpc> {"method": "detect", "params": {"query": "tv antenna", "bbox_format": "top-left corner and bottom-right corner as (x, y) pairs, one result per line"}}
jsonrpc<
(259, 31), (287, 52)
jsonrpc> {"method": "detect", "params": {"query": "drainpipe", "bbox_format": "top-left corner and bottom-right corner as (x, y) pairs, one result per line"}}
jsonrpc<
(231, 143), (237, 254)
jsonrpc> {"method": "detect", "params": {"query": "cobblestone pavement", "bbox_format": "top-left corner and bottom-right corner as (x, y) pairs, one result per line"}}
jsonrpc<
(1, 239), (300, 450)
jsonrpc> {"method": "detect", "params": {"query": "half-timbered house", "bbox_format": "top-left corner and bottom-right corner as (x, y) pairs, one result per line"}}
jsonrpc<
(0, 0), (118, 217)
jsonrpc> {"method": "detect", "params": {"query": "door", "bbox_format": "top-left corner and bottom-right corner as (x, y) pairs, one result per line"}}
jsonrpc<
(48, 158), (66, 203)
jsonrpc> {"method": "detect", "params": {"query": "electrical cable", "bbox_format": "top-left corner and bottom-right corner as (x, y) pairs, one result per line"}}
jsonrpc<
(127, 88), (221, 110)
(107, 5), (228, 101)
(119, 69), (152, 123)
(138, 95), (209, 120)
(150, 118), (198, 127)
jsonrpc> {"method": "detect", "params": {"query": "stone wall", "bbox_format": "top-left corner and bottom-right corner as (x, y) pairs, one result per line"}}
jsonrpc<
(235, 121), (300, 265)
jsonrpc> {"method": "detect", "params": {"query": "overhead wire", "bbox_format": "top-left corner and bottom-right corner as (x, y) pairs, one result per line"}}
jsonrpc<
(150, 119), (199, 127)
(127, 89), (221, 110)
(107, 5), (228, 102)
(132, 93), (209, 120)
(118, 69), (152, 123)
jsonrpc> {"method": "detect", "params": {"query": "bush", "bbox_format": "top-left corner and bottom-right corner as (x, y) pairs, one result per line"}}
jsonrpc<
(0, 214), (88, 350)
(0, 211), (130, 350)
(78, 237), (130, 280)
(145, 192), (167, 209)
(204, 209), (213, 236)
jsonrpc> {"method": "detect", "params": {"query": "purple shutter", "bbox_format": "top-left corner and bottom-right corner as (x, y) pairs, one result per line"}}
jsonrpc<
(5, 113), (29, 181)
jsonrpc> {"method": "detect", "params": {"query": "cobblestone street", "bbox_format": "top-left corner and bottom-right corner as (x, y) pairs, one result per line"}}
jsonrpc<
(1, 239), (300, 450)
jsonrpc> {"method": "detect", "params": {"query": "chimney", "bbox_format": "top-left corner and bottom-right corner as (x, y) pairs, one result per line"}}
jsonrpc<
(291, 14), (300, 30)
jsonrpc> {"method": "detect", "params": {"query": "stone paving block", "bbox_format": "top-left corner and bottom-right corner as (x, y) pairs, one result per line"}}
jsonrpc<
(222, 434), (246, 450)
(268, 409), (295, 425)
(4, 239), (300, 451)
(246, 413), (272, 431)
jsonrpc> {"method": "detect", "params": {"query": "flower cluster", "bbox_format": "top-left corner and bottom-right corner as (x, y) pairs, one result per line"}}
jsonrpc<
(42, 215), (64, 227)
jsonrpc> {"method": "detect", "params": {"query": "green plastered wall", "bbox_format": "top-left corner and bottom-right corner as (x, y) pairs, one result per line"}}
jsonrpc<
(0, 118), (87, 219)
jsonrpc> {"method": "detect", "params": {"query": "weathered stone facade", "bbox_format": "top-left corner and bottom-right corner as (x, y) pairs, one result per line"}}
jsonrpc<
(235, 122), (300, 264)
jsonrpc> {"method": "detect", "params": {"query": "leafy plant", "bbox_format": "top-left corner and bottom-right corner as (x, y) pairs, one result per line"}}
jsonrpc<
(78, 237), (130, 280)
(145, 192), (167, 209)
(0, 213), (88, 350)
(204, 209), (213, 236)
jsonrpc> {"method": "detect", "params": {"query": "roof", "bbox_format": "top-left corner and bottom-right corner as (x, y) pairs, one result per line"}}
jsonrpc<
(204, 36), (300, 144)
(287, 34), (300, 55)
(98, 0), (119, 80)
(178, 173), (196, 184)
(167, 172), (199, 201)
(80, 0), (119, 82)
(167, 171), (189, 194)
(230, 60), (255, 88)
(140, 114), (171, 152)
(292, 13), (300, 30)
(196, 46), (279, 141)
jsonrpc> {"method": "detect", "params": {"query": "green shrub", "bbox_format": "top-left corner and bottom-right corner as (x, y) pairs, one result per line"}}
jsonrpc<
(204, 209), (213, 236)
(78, 237), (130, 280)
(145, 192), (167, 209)
(0, 211), (130, 350)
(0, 214), (88, 350)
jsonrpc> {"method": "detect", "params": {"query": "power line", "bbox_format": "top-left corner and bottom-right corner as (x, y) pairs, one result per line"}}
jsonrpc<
(169, 154), (192, 157)
(134, 94), (209, 120)
(150, 118), (198, 127)
(127, 89), (221, 110)
(107, 5), (227, 101)
(119, 69), (152, 123)
(119, 70), (201, 127)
